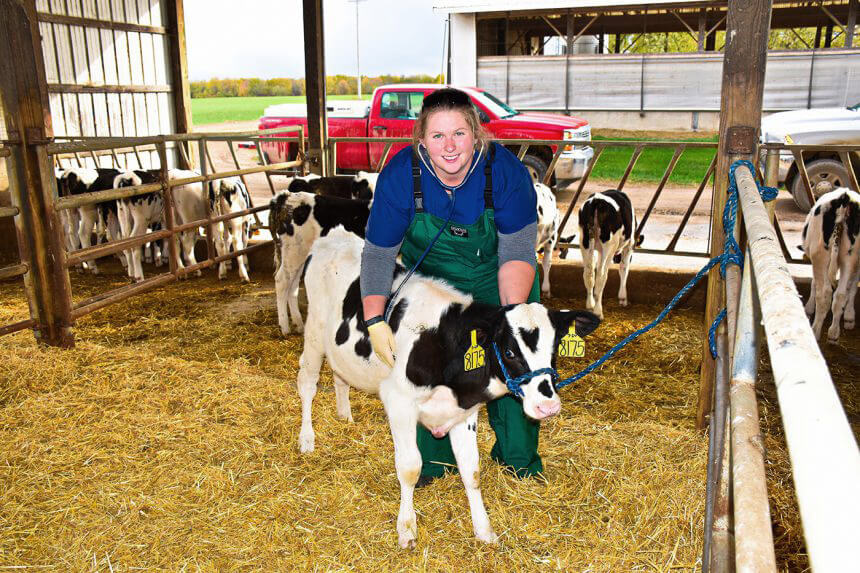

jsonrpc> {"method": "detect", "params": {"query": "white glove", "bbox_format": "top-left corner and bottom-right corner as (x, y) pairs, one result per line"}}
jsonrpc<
(367, 320), (396, 367)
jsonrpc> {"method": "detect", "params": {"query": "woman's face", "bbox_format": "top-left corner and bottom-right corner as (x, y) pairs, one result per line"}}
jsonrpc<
(420, 109), (476, 186)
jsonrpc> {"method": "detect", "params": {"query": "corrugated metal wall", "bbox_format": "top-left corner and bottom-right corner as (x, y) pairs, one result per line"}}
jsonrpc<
(36, 0), (176, 169)
(478, 50), (860, 112)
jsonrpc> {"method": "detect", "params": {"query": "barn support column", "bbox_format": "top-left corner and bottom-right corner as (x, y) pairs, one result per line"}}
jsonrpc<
(303, 0), (329, 176)
(699, 1), (772, 571)
(847, 0), (857, 47)
(0, 0), (74, 348)
(166, 0), (194, 170)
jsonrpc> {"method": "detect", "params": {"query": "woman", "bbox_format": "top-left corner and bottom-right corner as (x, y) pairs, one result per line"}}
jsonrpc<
(360, 88), (542, 483)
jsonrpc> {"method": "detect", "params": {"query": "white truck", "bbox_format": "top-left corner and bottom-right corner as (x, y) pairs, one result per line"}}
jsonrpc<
(760, 102), (860, 210)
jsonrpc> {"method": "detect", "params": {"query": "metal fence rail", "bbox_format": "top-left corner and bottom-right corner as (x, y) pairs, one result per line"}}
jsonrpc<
(703, 163), (860, 571)
(0, 126), (304, 343)
(327, 135), (721, 258)
(734, 163), (860, 570)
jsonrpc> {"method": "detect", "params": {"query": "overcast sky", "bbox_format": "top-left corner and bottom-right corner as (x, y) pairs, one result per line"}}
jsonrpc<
(184, 1), (448, 81)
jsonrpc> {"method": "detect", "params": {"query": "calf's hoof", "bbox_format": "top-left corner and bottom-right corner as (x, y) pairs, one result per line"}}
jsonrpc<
(826, 327), (841, 344)
(845, 319), (855, 330)
(397, 520), (417, 549)
(298, 431), (314, 453)
(475, 527), (499, 544)
(619, 298), (628, 307)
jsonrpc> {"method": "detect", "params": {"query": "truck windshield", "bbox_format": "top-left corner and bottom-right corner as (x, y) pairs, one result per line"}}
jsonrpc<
(475, 91), (520, 119)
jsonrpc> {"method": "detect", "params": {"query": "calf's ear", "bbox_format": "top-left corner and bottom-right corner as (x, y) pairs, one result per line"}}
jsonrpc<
(549, 309), (601, 339)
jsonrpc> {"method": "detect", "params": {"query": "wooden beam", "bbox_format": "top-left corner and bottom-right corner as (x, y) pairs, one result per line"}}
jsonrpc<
(848, 0), (858, 47)
(820, 4), (848, 37)
(37, 12), (168, 35)
(165, 0), (194, 169)
(0, 0), (74, 347)
(303, 0), (328, 176)
(47, 83), (172, 94)
(699, 1), (773, 535)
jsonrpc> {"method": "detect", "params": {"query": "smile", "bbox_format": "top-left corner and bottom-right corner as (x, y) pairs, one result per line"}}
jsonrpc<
(443, 154), (459, 163)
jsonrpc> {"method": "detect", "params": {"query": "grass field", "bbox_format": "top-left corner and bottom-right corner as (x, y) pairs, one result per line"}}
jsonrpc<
(191, 95), (372, 125)
(191, 96), (717, 184)
(589, 135), (718, 186)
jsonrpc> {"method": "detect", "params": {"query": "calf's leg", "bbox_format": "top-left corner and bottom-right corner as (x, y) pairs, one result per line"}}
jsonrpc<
(449, 411), (497, 543)
(382, 389), (421, 549)
(617, 243), (633, 307)
(296, 341), (324, 453)
(333, 374), (353, 422)
(540, 231), (557, 298)
(809, 250), (832, 340)
(581, 245), (596, 314)
(274, 243), (292, 335)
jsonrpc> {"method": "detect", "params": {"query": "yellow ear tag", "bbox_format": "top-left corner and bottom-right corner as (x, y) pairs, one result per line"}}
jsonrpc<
(464, 329), (485, 372)
(558, 326), (585, 358)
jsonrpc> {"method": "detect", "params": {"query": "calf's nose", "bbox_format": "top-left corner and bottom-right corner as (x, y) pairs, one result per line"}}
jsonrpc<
(535, 400), (561, 419)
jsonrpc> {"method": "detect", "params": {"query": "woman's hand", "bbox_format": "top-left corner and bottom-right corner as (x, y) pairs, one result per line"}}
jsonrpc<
(368, 320), (396, 367)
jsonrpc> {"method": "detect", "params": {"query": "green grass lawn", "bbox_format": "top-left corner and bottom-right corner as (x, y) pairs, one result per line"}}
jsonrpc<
(191, 95), (372, 126)
(589, 135), (718, 186)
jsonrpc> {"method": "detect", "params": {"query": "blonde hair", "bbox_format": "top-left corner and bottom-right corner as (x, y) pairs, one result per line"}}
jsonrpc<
(412, 88), (491, 155)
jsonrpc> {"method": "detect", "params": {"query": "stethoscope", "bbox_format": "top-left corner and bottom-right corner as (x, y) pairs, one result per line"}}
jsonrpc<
(383, 142), (486, 321)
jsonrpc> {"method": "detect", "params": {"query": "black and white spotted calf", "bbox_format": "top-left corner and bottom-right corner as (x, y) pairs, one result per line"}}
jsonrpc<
(268, 190), (371, 335)
(295, 227), (600, 547)
(287, 171), (378, 201)
(58, 167), (122, 274)
(209, 177), (253, 282)
(535, 182), (561, 297)
(115, 170), (164, 282)
(578, 189), (642, 319)
(801, 187), (860, 343)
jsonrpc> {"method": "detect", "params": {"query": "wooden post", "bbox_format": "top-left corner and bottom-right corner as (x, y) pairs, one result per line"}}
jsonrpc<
(303, 0), (328, 176)
(0, 0), (74, 347)
(166, 0), (195, 169)
(848, 0), (857, 48)
(697, 0), (772, 429)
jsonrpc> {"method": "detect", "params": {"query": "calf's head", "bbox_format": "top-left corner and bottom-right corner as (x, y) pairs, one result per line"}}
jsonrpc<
(491, 303), (600, 420)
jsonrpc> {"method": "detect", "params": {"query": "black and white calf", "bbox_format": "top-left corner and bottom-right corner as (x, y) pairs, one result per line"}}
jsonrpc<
(287, 171), (378, 201)
(269, 191), (371, 335)
(535, 182), (560, 297)
(578, 189), (641, 319)
(209, 177), (253, 282)
(115, 170), (164, 282)
(801, 187), (860, 342)
(58, 167), (121, 274)
(295, 228), (600, 547)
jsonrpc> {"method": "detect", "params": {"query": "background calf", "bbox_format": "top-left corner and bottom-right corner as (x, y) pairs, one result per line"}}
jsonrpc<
(801, 187), (860, 342)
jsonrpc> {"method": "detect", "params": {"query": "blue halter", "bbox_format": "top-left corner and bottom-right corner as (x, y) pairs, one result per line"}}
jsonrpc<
(491, 342), (559, 398)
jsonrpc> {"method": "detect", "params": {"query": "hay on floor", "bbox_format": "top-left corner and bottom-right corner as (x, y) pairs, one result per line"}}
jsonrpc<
(0, 265), (857, 570)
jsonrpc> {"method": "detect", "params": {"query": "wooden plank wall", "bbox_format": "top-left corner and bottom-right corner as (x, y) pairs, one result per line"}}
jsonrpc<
(35, 0), (177, 169)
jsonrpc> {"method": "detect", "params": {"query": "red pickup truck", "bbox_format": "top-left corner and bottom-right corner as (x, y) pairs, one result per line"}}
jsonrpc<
(258, 84), (593, 184)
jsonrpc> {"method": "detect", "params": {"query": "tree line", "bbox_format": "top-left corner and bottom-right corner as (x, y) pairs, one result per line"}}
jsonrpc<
(190, 74), (443, 98)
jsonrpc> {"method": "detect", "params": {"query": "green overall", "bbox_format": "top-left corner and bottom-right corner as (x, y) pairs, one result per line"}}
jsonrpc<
(399, 148), (543, 479)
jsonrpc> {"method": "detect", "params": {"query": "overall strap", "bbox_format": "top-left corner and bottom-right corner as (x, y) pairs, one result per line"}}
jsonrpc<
(484, 143), (495, 210)
(411, 151), (424, 213)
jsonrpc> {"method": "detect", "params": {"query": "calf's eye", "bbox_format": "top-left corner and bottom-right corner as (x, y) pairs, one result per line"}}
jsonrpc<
(505, 349), (515, 359)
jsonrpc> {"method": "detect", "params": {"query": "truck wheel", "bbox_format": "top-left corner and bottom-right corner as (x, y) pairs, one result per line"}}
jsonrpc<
(791, 158), (852, 211)
(522, 154), (549, 185)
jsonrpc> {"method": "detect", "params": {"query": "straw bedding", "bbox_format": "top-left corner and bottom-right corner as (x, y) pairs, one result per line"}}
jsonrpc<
(0, 264), (857, 571)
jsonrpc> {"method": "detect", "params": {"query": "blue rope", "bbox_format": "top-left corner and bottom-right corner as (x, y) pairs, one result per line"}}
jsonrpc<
(492, 342), (558, 397)
(494, 159), (779, 395)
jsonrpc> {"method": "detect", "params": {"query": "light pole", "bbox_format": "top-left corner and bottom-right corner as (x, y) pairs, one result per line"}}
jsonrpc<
(347, 0), (367, 98)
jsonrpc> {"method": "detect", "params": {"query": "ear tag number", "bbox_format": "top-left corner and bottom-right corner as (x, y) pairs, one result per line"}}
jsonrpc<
(464, 330), (485, 372)
(558, 326), (585, 358)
